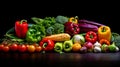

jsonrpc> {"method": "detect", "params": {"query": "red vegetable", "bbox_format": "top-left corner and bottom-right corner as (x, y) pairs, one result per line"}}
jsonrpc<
(10, 43), (18, 52)
(0, 44), (4, 51)
(85, 31), (97, 44)
(18, 45), (27, 52)
(3, 46), (9, 52)
(15, 19), (28, 38)
(64, 22), (80, 36)
(39, 38), (55, 51)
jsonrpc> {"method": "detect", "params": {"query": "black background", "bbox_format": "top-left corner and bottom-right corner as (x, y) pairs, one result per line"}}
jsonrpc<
(0, 1), (119, 38)
(0, 1), (120, 67)
(0, 9), (119, 38)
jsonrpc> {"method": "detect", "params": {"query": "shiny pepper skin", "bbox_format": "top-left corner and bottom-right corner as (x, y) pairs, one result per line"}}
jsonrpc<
(85, 31), (97, 44)
(64, 22), (80, 36)
(15, 20), (28, 38)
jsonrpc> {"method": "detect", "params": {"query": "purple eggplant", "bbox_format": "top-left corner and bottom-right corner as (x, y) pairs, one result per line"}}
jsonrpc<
(79, 23), (98, 33)
(79, 23), (98, 29)
(80, 28), (98, 33)
(79, 19), (105, 27)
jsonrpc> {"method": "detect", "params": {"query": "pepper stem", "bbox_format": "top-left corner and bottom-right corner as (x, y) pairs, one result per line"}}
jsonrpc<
(65, 43), (70, 49)
(72, 18), (76, 22)
(43, 43), (47, 48)
(20, 19), (27, 24)
(90, 34), (93, 39)
(102, 27), (106, 32)
(75, 16), (78, 19)
(56, 46), (60, 50)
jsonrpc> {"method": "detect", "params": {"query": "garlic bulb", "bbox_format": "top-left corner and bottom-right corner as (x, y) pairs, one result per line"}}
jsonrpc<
(94, 41), (101, 47)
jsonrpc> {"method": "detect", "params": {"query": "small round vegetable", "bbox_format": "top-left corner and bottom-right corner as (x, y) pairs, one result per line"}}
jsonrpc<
(35, 46), (42, 52)
(28, 45), (35, 53)
(72, 43), (81, 52)
(94, 41), (101, 47)
(116, 46), (119, 52)
(18, 45), (27, 52)
(73, 34), (85, 45)
(3, 46), (9, 52)
(80, 46), (87, 53)
(0, 44), (4, 51)
(94, 47), (101, 53)
(101, 44), (109, 52)
(10, 43), (18, 52)
(84, 42), (93, 49)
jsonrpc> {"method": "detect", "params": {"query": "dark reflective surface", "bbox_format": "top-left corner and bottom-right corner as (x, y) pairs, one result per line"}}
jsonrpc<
(0, 52), (120, 67)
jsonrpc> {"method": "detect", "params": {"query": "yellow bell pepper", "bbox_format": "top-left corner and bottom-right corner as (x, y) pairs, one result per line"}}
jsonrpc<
(98, 26), (111, 42)
(69, 16), (78, 24)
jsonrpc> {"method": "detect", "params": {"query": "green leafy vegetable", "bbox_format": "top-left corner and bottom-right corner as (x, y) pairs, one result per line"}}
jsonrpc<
(26, 24), (46, 43)
(31, 16), (65, 35)
(31, 17), (56, 28)
(56, 15), (68, 24)
(46, 26), (54, 35)
(111, 32), (120, 48)
(52, 23), (64, 34)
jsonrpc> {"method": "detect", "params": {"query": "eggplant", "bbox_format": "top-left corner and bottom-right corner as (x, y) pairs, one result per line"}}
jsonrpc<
(79, 23), (98, 33)
(79, 19), (105, 27)
(79, 23), (98, 29)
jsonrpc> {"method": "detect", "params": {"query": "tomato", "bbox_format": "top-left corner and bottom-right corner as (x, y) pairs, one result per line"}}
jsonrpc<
(28, 45), (35, 53)
(72, 43), (82, 52)
(0, 44), (4, 51)
(35, 46), (42, 52)
(10, 44), (18, 52)
(26, 44), (29, 49)
(3, 46), (9, 52)
(18, 45), (27, 52)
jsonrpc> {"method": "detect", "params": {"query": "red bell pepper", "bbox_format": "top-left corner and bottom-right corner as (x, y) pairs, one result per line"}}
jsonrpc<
(85, 31), (97, 44)
(15, 20), (28, 38)
(39, 38), (55, 51)
(64, 22), (80, 36)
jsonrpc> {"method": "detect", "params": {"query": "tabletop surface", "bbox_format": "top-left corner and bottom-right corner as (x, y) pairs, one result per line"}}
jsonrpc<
(0, 52), (120, 67)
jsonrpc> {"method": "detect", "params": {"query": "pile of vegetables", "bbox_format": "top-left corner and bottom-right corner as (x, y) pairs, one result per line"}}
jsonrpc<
(0, 15), (120, 53)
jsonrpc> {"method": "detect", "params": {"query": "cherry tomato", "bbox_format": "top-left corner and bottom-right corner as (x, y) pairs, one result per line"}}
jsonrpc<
(28, 45), (35, 53)
(72, 43), (82, 52)
(3, 46), (9, 52)
(26, 44), (29, 49)
(18, 45), (27, 52)
(10, 44), (18, 52)
(35, 46), (42, 52)
(0, 44), (4, 51)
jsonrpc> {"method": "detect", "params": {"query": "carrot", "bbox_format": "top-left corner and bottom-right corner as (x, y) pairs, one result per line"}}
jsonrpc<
(43, 33), (71, 41)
